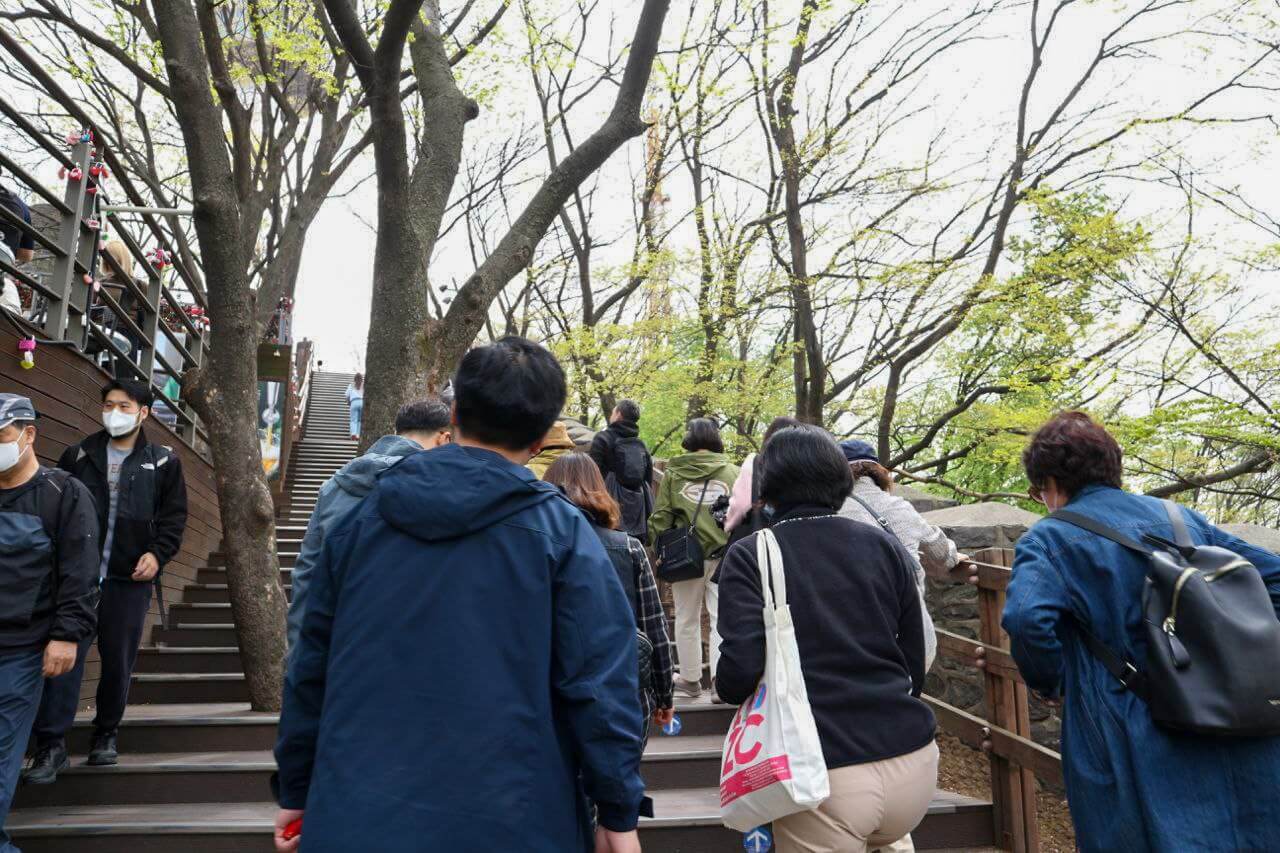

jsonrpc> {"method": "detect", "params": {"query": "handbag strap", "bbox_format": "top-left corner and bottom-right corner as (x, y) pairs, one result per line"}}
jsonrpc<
(756, 527), (787, 611)
(688, 479), (710, 528)
(848, 493), (893, 537)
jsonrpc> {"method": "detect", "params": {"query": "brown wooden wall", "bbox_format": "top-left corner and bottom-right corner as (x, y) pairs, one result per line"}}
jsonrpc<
(0, 319), (221, 705)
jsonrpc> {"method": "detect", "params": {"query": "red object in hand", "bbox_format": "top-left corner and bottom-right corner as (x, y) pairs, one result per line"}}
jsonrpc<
(283, 818), (302, 840)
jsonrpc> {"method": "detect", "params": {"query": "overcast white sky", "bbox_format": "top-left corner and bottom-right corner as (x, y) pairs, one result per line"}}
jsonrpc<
(290, 1), (1279, 372)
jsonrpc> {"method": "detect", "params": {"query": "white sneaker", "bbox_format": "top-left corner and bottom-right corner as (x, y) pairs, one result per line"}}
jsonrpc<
(673, 677), (703, 699)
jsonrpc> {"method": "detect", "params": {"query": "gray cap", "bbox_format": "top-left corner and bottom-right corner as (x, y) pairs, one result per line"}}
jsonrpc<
(0, 394), (36, 429)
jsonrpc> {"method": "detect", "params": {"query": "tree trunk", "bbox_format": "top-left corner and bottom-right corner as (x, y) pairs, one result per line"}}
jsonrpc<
(416, 0), (672, 387)
(152, 0), (286, 710)
(769, 0), (825, 426)
(357, 9), (477, 445)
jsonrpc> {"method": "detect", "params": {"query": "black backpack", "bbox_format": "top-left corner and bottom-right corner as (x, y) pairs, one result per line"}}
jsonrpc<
(1053, 500), (1280, 737)
(597, 528), (655, 697)
(610, 434), (649, 490)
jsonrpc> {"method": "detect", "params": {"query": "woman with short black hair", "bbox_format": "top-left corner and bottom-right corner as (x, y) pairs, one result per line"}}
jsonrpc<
(1005, 411), (1280, 852)
(681, 417), (724, 454)
(716, 426), (938, 852)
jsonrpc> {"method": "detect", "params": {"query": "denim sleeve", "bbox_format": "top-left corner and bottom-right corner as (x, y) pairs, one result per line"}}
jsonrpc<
(551, 515), (646, 832)
(1002, 536), (1069, 698)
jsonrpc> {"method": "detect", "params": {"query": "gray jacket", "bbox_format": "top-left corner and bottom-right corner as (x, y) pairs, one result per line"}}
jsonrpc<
(840, 476), (959, 670)
(286, 434), (421, 653)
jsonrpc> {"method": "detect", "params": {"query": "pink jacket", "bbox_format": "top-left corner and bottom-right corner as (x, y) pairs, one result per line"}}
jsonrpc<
(725, 452), (757, 533)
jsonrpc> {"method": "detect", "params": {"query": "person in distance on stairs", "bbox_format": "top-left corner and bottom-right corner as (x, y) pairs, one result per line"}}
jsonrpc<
(344, 373), (364, 440)
(649, 418), (738, 700)
(0, 395), (98, 853)
(285, 397), (452, 656)
(589, 399), (656, 540)
(24, 380), (187, 782)
(275, 337), (648, 853)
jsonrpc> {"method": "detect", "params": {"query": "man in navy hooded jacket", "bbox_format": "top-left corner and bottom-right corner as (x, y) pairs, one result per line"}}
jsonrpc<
(274, 337), (647, 853)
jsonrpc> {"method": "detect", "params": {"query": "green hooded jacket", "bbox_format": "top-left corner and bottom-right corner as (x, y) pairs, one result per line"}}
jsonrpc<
(649, 450), (739, 557)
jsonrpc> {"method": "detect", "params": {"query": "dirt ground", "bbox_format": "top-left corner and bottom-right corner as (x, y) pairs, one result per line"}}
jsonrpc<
(937, 733), (1076, 853)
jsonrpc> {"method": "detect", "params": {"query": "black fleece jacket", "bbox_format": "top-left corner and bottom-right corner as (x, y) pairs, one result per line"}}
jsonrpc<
(0, 467), (99, 651)
(58, 428), (187, 580)
(715, 506), (935, 769)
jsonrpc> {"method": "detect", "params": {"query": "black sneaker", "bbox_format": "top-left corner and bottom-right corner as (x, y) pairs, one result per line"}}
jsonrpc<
(22, 742), (69, 785)
(87, 732), (118, 767)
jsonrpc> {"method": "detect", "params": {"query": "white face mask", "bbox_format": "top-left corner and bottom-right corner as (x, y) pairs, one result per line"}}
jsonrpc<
(0, 435), (28, 473)
(102, 409), (140, 438)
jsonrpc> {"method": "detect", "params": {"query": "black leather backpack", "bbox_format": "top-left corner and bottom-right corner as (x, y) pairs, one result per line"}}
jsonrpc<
(1053, 500), (1280, 737)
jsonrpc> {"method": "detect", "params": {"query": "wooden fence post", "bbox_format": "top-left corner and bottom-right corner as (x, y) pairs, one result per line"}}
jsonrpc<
(977, 543), (1040, 852)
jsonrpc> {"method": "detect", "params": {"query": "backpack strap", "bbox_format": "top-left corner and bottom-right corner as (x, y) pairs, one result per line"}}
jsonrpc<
(1163, 500), (1194, 549)
(1049, 509), (1152, 555)
(1078, 627), (1149, 700)
(1049, 508), (1153, 699)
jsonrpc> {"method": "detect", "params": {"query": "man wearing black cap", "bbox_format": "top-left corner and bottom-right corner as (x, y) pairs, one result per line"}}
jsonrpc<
(0, 394), (98, 850)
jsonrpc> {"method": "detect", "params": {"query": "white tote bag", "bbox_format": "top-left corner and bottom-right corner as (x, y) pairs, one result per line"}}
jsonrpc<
(719, 527), (829, 831)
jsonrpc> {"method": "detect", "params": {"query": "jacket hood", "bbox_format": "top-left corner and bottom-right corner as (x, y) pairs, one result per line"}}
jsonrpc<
(378, 442), (560, 541)
(608, 419), (640, 439)
(332, 434), (422, 498)
(665, 450), (733, 480)
(541, 421), (576, 451)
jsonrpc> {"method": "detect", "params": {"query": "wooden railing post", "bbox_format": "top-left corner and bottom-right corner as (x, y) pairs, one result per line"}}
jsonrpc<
(976, 545), (1040, 852)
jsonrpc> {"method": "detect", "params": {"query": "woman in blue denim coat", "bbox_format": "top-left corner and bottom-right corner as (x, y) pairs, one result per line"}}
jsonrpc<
(1003, 412), (1280, 853)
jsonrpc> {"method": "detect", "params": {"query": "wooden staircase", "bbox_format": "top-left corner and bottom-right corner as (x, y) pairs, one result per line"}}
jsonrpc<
(7, 372), (996, 851)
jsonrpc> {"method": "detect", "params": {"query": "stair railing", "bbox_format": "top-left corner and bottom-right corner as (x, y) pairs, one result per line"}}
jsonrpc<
(0, 84), (211, 453)
(924, 548), (1063, 853)
(271, 338), (313, 500)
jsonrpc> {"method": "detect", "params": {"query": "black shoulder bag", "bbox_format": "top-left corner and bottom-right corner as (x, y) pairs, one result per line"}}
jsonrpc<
(1052, 500), (1280, 737)
(655, 480), (709, 583)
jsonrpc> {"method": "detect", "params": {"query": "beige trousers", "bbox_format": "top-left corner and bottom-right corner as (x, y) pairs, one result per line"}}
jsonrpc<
(774, 740), (939, 853)
(671, 558), (720, 684)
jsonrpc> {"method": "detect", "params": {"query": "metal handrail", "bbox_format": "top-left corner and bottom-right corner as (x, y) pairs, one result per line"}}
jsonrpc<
(0, 93), (210, 450)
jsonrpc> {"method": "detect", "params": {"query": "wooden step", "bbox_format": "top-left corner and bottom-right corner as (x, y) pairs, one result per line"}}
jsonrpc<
(181, 584), (291, 605)
(56, 704), (278, 755)
(7, 790), (995, 851)
(196, 567), (294, 585)
(13, 736), (724, 809)
(128, 673), (248, 704)
(152, 625), (239, 646)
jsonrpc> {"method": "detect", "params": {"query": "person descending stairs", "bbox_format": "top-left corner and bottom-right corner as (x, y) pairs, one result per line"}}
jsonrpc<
(5, 372), (995, 852)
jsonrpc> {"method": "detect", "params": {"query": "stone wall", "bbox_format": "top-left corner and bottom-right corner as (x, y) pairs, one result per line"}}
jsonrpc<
(907, 498), (1280, 751)
(910, 501), (1062, 745)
